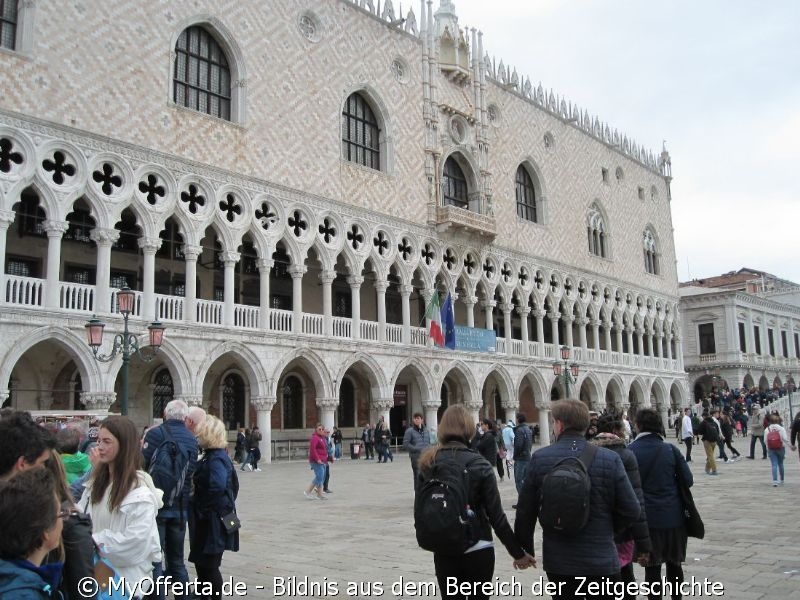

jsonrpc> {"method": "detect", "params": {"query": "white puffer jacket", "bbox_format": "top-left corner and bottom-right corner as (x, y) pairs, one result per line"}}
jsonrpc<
(79, 470), (163, 590)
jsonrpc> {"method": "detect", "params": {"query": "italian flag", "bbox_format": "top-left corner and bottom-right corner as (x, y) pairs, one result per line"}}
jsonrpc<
(426, 293), (445, 347)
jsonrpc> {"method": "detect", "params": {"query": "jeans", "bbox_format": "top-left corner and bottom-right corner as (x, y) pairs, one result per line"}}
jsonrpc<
(514, 459), (529, 495)
(239, 449), (250, 470)
(749, 435), (766, 458)
(156, 516), (189, 599)
(334, 442), (342, 459)
(768, 448), (786, 482)
(683, 437), (693, 461)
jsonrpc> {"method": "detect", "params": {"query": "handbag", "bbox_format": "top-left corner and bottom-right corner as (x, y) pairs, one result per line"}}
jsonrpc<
(670, 446), (705, 539)
(497, 447), (507, 459)
(220, 461), (241, 533)
(93, 552), (130, 600)
(220, 510), (241, 533)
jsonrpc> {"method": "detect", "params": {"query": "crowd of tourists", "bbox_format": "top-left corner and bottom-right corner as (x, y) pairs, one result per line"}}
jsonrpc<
(0, 402), (240, 599)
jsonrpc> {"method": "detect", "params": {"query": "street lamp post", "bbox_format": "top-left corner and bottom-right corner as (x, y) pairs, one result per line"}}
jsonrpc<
(553, 345), (580, 399)
(85, 287), (165, 416)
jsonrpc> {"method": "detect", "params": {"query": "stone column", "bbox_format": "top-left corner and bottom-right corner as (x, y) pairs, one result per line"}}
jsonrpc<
(320, 269), (335, 336)
(518, 306), (531, 356)
(646, 329), (654, 357)
(463, 295), (477, 328)
(317, 397), (338, 433)
(183, 244), (202, 323)
(658, 401), (670, 435)
(374, 398), (394, 432)
(502, 302), (513, 343)
(578, 317), (587, 349)
(655, 332), (664, 358)
(252, 397), (276, 463)
(616, 324), (624, 354)
(675, 336), (684, 369)
(534, 309), (545, 347)
(0, 210), (14, 304)
(626, 326), (635, 355)
(564, 315), (574, 348)
(666, 331), (673, 360)
(503, 402), (520, 425)
(348, 275), (364, 340)
(375, 279), (388, 342)
(745, 308), (754, 354)
(465, 401), (482, 425)
(483, 299), (496, 331)
(591, 319), (601, 353)
(549, 312), (560, 348)
(43, 220), (68, 308)
(602, 320), (611, 353)
(174, 394), (203, 408)
(288, 265), (306, 334)
(90, 228), (120, 314)
(400, 284), (412, 344)
(257, 258), (274, 330)
(221, 251), (239, 327)
(82, 392), (116, 411)
(422, 397), (441, 435)
(538, 404), (552, 446)
(139, 236), (161, 321)
(635, 326), (644, 356)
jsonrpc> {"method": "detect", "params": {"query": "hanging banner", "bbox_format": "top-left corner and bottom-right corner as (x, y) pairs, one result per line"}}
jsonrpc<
(453, 326), (496, 353)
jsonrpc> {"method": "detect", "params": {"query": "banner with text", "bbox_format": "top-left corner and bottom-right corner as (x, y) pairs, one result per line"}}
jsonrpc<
(454, 326), (496, 353)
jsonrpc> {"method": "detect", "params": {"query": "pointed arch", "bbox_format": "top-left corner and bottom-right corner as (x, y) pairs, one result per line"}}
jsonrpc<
(194, 340), (268, 399)
(0, 326), (103, 393)
(335, 352), (390, 399)
(269, 347), (333, 399)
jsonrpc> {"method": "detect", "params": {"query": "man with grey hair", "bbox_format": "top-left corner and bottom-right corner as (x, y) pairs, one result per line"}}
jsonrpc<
(142, 399), (199, 594)
(185, 404), (207, 435)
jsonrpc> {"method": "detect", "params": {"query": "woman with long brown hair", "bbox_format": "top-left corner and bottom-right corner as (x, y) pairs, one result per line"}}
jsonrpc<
(77, 415), (162, 592)
(417, 405), (534, 599)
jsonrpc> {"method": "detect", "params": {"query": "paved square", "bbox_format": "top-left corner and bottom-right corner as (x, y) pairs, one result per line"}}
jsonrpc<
(213, 440), (800, 599)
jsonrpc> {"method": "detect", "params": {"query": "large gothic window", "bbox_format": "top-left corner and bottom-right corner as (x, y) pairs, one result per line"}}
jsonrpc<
(222, 373), (246, 430)
(442, 157), (468, 209)
(173, 26), (231, 120)
(341, 93), (380, 170)
(643, 228), (659, 275)
(586, 203), (607, 258)
(0, 0), (17, 50)
(282, 375), (303, 429)
(152, 369), (174, 419)
(515, 165), (537, 222)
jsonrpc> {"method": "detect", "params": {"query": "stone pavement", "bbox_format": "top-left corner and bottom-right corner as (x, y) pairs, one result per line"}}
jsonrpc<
(205, 439), (800, 599)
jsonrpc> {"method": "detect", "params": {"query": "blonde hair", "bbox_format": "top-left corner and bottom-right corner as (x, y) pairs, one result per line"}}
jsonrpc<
(196, 415), (228, 449)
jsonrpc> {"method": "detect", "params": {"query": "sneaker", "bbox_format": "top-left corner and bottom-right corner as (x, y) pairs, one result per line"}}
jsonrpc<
(323, 489), (332, 493)
(773, 481), (779, 487)
(779, 481), (785, 486)
(317, 494), (328, 500)
(708, 472), (719, 476)
(255, 468), (262, 472)
(746, 456), (755, 460)
(303, 491), (317, 500)
(725, 459), (734, 463)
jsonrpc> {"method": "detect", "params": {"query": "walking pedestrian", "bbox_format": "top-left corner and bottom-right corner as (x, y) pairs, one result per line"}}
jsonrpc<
(747, 406), (767, 459)
(629, 408), (693, 600)
(304, 424), (328, 500)
(418, 405), (535, 599)
(765, 414), (795, 486)
(680, 408), (694, 462)
(402, 413), (431, 491)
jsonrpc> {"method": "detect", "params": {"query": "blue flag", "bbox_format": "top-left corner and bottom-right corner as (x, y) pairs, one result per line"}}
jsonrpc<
(441, 293), (456, 349)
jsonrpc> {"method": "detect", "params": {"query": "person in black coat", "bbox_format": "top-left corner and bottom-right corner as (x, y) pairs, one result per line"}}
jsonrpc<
(591, 414), (651, 600)
(471, 419), (501, 479)
(189, 416), (239, 597)
(417, 405), (535, 598)
(629, 409), (693, 600)
(515, 400), (641, 600)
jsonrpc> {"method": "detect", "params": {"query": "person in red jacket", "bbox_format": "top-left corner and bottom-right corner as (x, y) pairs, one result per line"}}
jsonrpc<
(304, 424), (329, 500)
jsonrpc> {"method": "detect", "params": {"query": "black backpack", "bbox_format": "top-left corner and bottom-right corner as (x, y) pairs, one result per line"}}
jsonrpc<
(414, 451), (480, 555)
(538, 444), (597, 535)
(147, 424), (191, 510)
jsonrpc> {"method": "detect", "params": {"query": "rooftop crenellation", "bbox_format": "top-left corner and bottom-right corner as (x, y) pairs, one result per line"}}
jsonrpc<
(342, 0), (669, 176)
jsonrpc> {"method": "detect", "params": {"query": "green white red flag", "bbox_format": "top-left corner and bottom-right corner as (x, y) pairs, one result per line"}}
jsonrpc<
(425, 293), (444, 347)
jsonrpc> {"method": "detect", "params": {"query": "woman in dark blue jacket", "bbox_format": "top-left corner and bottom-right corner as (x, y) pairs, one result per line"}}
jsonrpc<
(629, 409), (693, 600)
(189, 415), (239, 597)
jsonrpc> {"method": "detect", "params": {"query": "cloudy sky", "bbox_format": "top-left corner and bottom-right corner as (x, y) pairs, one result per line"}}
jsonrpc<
(448, 0), (800, 284)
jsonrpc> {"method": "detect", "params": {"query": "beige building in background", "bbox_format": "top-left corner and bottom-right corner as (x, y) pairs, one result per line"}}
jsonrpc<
(0, 0), (687, 459)
(680, 268), (799, 399)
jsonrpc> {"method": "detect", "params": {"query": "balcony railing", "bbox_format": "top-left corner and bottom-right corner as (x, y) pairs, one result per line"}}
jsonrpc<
(0, 276), (689, 373)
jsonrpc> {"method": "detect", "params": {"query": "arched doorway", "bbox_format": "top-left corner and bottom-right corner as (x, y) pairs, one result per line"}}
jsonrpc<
(222, 373), (246, 431)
